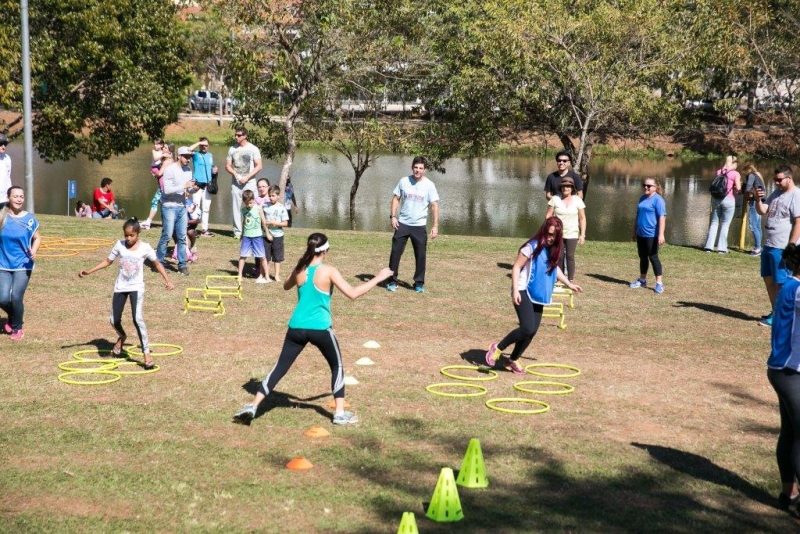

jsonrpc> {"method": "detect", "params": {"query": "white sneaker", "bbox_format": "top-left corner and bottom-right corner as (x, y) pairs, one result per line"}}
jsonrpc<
(332, 411), (358, 425)
(255, 277), (269, 284)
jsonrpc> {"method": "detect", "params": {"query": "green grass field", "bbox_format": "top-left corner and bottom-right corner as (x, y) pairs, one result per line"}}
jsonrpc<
(0, 215), (794, 532)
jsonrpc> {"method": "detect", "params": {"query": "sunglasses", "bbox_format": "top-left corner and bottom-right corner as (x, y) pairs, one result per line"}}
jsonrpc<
(643, 184), (655, 189)
(556, 159), (570, 163)
(234, 133), (245, 137)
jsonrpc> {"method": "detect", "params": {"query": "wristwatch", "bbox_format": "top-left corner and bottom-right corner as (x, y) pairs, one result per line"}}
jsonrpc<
(390, 215), (396, 219)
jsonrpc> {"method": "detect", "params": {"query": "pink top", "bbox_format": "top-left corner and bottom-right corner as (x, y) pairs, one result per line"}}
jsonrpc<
(718, 168), (741, 199)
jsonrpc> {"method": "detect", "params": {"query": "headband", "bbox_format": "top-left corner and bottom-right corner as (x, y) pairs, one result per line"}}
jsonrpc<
(314, 241), (330, 253)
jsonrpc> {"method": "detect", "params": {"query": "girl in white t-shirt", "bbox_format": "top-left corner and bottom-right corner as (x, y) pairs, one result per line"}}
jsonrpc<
(78, 218), (174, 368)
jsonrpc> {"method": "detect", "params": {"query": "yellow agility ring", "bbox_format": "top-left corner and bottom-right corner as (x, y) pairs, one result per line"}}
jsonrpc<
(485, 398), (550, 415)
(58, 370), (122, 386)
(36, 250), (80, 258)
(440, 365), (499, 382)
(426, 383), (488, 398)
(72, 349), (128, 363)
(514, 380), (575, 395)
(58, 360), (118, 372)
(125, 343), (183, 358)
(524, 363), (581, 378)
(60, 238), (115, 247)
(114, 361), (160, 375)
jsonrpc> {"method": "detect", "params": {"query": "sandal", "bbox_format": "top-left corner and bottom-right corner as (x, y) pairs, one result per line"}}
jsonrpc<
(112, 337), (126, 356)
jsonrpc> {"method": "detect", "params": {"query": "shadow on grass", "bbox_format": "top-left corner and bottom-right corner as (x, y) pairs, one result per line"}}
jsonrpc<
(333, 429), (791, 532)
(60, 338), (117, 351)
(710, 381), (774, 409)
(586, 273), (630, 286)
(631, 443), (775, 508)
(674, 301), (757, 321)
(496, 262), (513, 270)
(240, 379), (332, 421)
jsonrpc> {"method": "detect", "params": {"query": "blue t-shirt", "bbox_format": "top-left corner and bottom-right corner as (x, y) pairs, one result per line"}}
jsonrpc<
(635, 194), (666, 238)
(768, 277), (800, 371)
(0, 212), (38, 271)
(525, 244), (557, 305)
(192, 152), (214, 184)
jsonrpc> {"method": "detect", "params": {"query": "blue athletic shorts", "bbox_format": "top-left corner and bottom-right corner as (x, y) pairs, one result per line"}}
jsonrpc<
(240, 236), (266, 259)
(761, 246), (790, 284)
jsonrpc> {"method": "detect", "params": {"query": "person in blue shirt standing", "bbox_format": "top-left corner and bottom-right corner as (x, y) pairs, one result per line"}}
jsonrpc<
(188, 137), (216, 237)
(0, 186), (41, 340)
(629, 178), (667, 294)
(387, 156), (439, 293)
(767, 243), (800, 510)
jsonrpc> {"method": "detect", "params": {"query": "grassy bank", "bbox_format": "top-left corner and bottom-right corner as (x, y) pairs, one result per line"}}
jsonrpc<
(0, 215), (793, 532)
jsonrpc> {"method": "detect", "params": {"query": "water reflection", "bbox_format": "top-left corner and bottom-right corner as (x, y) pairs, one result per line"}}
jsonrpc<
(6, 143), (772, 246)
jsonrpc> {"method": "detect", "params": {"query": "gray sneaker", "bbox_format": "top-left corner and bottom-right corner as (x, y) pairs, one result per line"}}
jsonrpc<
(233, 404), (256, 425)
(332, 411), (358, 425)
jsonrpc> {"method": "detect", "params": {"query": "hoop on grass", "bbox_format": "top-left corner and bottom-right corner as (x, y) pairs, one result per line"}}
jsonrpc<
(440, 365), (499, 382)
(124, 343), (183, 358)
(426, 383), (488, 398)
(524, 363), (581, 378)
(514, 380), (574, 395)
(58, 370), (122, 386)
(485, 398), (550, 415)
(114, 361), (161, 375)
(72, 349), (128, 363)
(58, 360), (118, 372)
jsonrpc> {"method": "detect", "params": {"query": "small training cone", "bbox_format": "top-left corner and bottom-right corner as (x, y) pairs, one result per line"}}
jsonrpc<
(396, 511), (419, 534)
(355, 357), (374, 366)
(286, 457), (313, 470)
(425, 468), (464, 523)
(327, 399), (351, 409)
(343, 376), (359, 385)
(363, 340), (381, 349)
(456, 438), (489, 488)
(304, 426), (330, 438)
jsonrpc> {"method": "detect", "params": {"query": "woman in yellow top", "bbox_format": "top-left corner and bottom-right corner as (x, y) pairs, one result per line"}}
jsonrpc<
(545, 177), (586, 282)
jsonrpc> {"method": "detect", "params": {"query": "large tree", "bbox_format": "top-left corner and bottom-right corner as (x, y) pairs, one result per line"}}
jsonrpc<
(0, 0), (192, 162)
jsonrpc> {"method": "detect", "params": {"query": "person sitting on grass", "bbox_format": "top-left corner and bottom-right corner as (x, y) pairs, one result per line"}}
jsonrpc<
(75, 200), (92, 218)
(233, 232), (393, 426)
(78, 218), (174, 369)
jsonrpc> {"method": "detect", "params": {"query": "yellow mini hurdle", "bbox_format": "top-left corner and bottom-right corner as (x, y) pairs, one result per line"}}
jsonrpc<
(543, 302), (567, 330)
(183, 288), (226, 316)
(204, 275), (243, 300)
(552, 285), (575, 308)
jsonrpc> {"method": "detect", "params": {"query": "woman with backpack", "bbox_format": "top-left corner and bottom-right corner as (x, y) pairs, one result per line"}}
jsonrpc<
(741, 162), (766, 256)
(703, 155), (741, 254)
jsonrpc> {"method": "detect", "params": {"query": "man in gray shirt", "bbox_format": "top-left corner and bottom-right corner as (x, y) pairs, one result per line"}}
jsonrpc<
(157, 147), (195, 276)
(755, 165), (800, 326)
(226, 127), (263, 239)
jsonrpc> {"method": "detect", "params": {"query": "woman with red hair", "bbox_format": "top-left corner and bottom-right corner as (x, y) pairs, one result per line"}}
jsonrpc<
(485, 217), (582, 374)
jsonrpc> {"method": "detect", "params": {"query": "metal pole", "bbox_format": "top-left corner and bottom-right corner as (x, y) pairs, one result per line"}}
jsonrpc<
(21, 0), (34, 212)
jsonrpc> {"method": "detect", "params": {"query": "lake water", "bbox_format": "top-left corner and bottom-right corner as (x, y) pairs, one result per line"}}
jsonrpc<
(5, 144), (767, 246)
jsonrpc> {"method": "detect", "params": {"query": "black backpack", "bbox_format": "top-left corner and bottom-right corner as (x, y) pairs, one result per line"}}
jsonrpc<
(709, 170), (729, 199)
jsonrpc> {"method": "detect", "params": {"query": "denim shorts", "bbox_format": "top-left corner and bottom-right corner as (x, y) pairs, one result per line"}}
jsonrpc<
(761, 246), (791, 284)
(240, 236), (266, 259)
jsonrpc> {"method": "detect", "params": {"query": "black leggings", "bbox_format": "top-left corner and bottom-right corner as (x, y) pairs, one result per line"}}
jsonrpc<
(259, 328), (345, 398)
(498, 291), (543, 361)
(768, 368), (800, 486)
(636, 236), (662, 277)
(561, 238), (578, 281)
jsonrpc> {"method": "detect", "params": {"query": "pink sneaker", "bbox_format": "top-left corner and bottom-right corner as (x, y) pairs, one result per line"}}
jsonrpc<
(10, 329), (24, 341)
(3, 322), (11, 334)
(188, 252), (198, 263)
(171, 249), (178, 260)
(505, 359), (525, 375)
(485, 342), (500, 367)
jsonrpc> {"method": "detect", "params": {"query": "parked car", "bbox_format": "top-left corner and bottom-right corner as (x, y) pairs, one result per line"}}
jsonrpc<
(757, 95), (792, 111)
(188, 90), (237, 113)
(684, 98), (715, 111)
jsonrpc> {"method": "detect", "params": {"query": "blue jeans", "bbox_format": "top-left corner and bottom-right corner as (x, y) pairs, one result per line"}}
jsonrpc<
(0, 269), (32, 331)
(748, 202), (762, 250)
(704, 196), (735, 252)
(157, 204), (187, 269)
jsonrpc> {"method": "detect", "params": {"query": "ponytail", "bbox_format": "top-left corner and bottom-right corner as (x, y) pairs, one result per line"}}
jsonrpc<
(0, 186), (22, 231)
(293, 233), (328, 274)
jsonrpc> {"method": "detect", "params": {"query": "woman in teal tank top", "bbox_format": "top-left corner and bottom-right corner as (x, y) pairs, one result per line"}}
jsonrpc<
(233, 233), (393, 426)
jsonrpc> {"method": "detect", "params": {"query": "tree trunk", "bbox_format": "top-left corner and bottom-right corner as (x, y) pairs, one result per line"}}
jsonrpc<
(349, 169), (364, 230)
(279, 89), (308, 203)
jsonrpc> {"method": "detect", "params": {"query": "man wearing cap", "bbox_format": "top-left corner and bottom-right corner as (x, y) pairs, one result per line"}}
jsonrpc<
(226, 127), (262, 239)
(157, 146), (196, 276)
(188, 137), (216, 237)
(0, 134), (12, 208)
(544, 150), (583, 200)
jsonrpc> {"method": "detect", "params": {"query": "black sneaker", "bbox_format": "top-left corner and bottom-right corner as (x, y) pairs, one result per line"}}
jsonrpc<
(179, 267), (190, 276)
